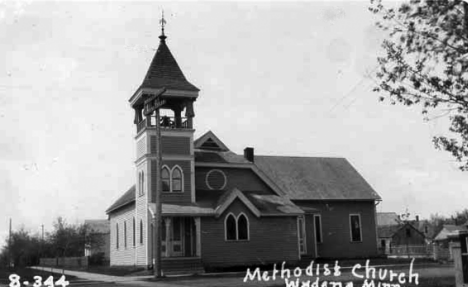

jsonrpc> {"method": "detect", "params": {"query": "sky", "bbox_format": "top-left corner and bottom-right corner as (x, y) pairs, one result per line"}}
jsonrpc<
(1, 0), (468, 246)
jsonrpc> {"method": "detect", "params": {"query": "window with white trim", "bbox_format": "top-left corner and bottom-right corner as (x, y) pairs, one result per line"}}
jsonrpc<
(132, 217), (135, 247)
(162, 167), (170, 192)
(237, 214), (249, 240)
(161, 165), (184, 193)
(124, 221), (127, 248)
(140, 220), (144, 245)
(314, 214), (322, 243)
(350, 214), (362, 242)
(172, 167), (183, 192)
(116, 223), (119, 249)
(138, 171), (145, 196)
(225, 214), (237, 241)
(225, 213), (249, 241)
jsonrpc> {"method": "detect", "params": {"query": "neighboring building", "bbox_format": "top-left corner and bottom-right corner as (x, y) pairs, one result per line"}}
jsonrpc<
(434, 225), (468, 244)
(105, 26), (381, 272)
(84, 219), (110, 261)
(433, 224), (468, 261)
(389, 222), (427, 246)
(377, 212), (400, 227)
(377, 213), (427, 256)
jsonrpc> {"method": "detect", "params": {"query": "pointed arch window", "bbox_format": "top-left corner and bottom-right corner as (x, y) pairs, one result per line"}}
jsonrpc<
(237, 214), (249, 240)
(141, 172), (145, 195)
(161, 165), (184, 193)
(116, 223), (119, 249)
(225, 214), (237, 241)
(140, 220), (144, 245)
(138, 171), (145, 196)
(172, 167), (182, 192)
(225, 213), (249, 241)
(162, 167), (170, 192)
(124, 221), (127, 248)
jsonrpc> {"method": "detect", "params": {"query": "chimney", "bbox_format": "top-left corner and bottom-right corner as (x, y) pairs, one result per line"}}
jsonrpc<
(416, 215), (419, 222)
(244, 147), (254, 163)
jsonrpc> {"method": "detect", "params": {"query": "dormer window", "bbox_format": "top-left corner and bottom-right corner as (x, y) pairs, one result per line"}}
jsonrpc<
(162, 165), (184, 193)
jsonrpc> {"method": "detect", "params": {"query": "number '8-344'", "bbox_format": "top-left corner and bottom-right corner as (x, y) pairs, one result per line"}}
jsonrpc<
(9, 274), (69, 287)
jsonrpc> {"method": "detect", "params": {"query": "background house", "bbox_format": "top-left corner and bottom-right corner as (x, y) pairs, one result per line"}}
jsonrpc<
(377, 213), (429, 257)
(84, 219), (110, 264)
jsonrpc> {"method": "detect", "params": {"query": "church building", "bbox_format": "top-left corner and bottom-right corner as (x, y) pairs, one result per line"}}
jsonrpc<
(106, 24), (382, 273)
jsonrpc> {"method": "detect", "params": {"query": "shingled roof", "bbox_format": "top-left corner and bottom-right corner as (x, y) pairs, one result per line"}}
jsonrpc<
(138, 36), (199, 92)
(254, 156), (381, 201)
(106, 185), (135, 213)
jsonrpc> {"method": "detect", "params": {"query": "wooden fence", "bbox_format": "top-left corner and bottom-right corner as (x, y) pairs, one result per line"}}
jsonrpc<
(40, 256), (88, 268)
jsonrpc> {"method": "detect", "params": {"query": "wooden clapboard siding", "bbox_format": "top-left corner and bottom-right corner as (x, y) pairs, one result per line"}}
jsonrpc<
(296, 201), (378, 259)
(195, 167), (275, 194)
(136, 135), (147, 160)
(200, 199), (299, 267)
(136, 160), (149, 266)
(109, 204), (137, 266)
(150, 135), (191, 155)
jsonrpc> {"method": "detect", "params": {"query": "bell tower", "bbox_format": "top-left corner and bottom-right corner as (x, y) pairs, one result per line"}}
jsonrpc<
(128, 19), (199, 266)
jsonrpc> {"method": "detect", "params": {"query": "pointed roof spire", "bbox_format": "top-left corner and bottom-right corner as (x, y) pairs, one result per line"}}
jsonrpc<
(159, 10), (167, 41)
(133, 13), (199, 93)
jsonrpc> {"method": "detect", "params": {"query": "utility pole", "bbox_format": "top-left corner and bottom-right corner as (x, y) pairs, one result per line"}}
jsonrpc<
(154, 105), (163, 278)
(144, 88), (166, 279)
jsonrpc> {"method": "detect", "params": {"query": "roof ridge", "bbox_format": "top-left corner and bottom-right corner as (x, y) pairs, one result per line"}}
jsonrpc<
(256, 155), (346, 160)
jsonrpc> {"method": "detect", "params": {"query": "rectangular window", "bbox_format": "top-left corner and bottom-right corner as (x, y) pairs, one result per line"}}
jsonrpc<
(298, 216), (306, 254)
(314, 215), (322, 243)
(350, 214), (362, 242)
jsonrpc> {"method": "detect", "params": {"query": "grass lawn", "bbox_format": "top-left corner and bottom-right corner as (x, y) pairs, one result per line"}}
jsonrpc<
(0, 266), (77, 285)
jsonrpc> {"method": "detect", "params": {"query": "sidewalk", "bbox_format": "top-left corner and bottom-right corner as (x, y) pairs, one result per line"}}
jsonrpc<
(30, 266), (153, 283)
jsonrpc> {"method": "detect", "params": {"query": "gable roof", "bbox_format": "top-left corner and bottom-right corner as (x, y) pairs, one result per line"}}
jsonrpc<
(377, 212), (401, 226)
(84, 219), (110, 234)
(254, 156), (381, 201)
(215, 188), (261, 218)
(106, 185), (135, 214)
(434, 224), (468, 241)
(194, 130), (230, 151)
(138, 37), (199, 92)
(378, 222), (426, 239)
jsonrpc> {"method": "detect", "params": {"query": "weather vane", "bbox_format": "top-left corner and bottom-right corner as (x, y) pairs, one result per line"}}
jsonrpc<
(159, 10), (166, 37)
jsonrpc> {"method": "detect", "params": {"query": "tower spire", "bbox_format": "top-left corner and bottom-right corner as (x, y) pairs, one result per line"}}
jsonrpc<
(159, 10), (167, 41)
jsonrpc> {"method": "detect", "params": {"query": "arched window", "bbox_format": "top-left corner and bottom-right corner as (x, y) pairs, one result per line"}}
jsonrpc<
(172, 167), (182, 192)
(162, 167), (170, 192)
(225, 214), (237, 241)
(116, 223), (119, 249)
(124, 221), (127, 248)
(138, 172), (141, 195)
(132, 217), (136, 247)
(237, 213), (249, 240)
(140, 220), (144, 244)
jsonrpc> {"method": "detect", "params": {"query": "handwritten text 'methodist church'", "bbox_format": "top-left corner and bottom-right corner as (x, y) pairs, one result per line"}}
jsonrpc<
(244, 260), (419, 287)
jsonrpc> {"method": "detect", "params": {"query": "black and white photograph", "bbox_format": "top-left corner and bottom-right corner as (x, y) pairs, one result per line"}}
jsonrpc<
(1, 0), (467, 286)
